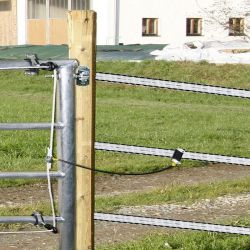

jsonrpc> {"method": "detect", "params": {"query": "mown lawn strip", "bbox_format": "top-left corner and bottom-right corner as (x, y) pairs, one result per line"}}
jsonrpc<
(96, 177), (250, 212)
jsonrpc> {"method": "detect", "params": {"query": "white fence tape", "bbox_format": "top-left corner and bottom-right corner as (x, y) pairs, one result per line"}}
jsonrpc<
(95, 213), (250, 235)
(95, 142), (250, 166)
(96, 73), (250, 98)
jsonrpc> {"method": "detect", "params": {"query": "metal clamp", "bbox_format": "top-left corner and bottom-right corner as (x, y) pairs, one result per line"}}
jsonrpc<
(75, 66), (90, 86)
(25, 54), (40, 76)
(24, 54), (57, 76)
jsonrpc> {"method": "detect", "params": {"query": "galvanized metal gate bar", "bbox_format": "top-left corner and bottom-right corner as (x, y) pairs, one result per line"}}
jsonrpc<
(56, 63), (76, 250)
(0, 123), (64, 130)
(0, 171), (65, 179)
(0, 216), (64, 224)
(0, 60), (77, 71)
(0, 60), (78, 250)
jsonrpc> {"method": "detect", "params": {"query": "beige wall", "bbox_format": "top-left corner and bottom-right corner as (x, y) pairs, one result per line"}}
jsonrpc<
(27, 19), (68, 45)
(0, 0), (17, 46)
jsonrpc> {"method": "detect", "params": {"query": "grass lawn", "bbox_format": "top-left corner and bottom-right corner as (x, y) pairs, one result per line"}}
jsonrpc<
(0, 61), (250, 181)
(0, 61), (250, 249)
(97, 231), (250, 250)
(96, 177), (250, 212)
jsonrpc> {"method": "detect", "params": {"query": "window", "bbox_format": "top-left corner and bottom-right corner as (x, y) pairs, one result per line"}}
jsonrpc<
(0, 1), (11, 11)
(186, 18), (202, 36)
(27, 0), (90, 19)
(229, 18), (244, 36)
(142, 18), (158, 36)
(50, 0), (68, 19)
(71, 0), (89, 10)
(28, 0), (46, 19)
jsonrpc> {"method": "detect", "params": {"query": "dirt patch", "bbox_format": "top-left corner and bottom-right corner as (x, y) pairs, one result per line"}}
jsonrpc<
(0, 164), (249, 249)
(0, 183), (56, 208)
(0, 164), (249, 207)
(118, 193), (250, 223)
(95, 164), (250, 195)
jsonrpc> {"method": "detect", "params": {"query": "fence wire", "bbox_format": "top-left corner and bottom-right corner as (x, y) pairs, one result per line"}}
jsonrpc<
(95, 213), (250, 236)
(96, 72), (250, 98)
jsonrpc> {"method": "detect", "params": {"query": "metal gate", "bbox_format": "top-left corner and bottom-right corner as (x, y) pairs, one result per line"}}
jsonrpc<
(0, 58), (79, 250)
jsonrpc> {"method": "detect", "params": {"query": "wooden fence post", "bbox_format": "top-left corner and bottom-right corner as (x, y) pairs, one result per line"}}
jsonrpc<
(68, 10), (96, 250)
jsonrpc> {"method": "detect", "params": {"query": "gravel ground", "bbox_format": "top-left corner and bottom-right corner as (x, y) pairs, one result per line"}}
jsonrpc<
(0, 164), (249, 249)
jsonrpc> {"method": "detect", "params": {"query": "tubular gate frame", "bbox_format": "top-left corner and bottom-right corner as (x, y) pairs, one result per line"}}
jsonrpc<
(0, 60), (78, 250)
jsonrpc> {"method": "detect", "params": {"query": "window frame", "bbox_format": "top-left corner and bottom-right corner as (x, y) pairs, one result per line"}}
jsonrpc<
(142, 18), (159, 37)
(186, 18), (202, 36)
(229, 17), (245, 36)
(27, 0), (90, 20)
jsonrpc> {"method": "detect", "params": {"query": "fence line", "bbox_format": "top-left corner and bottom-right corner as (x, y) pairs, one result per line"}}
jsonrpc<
(1, 68), (250, 242)
(96, 72), (250, 98)
(95, 142), (250, 166)
(94, 72), (250, 237)
(95, 213), (250, 236)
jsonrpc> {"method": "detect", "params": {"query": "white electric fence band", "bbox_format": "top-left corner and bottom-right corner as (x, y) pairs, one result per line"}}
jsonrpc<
(95, 142), (250, 166)
(95, 213), (250, 236)
(96, 73), (250, 98)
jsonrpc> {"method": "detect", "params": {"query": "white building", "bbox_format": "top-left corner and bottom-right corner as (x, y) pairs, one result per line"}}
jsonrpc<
(96, 0), (250, 45)
(0, 0), (249, 46)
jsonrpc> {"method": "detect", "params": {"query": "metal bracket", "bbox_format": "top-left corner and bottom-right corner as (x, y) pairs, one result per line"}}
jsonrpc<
(75, 66), (90, 86)
(25, 54), (40, 76)
(24, 54), (58, 76)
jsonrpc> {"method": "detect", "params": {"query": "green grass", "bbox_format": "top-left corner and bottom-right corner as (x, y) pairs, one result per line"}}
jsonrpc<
(97, 61), (250, 89)
(0, 61), (250, 249)
(96, 177), (250, 212)
(97, 231), (250, 250)
(0, 61), (250, 185)
(96, 82), (250, 157)
(0, 199), (249, 249)
(0, 202), (55, 216)
(0, 201), (58, 230)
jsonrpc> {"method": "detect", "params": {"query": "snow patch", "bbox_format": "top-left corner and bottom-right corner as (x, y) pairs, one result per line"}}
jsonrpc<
(151, 40), (250, 64)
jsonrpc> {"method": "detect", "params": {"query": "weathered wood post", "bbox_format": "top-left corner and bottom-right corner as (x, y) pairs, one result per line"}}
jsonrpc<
(68, 10), (96, 250)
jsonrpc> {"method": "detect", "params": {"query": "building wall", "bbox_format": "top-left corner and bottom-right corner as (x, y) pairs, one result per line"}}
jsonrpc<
(2, 0), (250, 46)
(0, 0), (17, 46)
(92, 0), (118, 45)
(118, 0), (250, 45)
(17, 0), (27, 45)
(20, 0), (91, 45)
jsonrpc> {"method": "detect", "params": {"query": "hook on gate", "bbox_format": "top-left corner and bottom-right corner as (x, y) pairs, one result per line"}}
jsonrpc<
(32, 211), (58, 234)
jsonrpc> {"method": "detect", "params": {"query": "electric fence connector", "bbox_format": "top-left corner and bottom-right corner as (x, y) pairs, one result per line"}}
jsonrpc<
(171, 148), (185, 167)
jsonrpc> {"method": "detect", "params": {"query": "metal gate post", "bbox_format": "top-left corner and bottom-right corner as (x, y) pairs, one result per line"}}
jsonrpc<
(57, 62), (77, 250)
